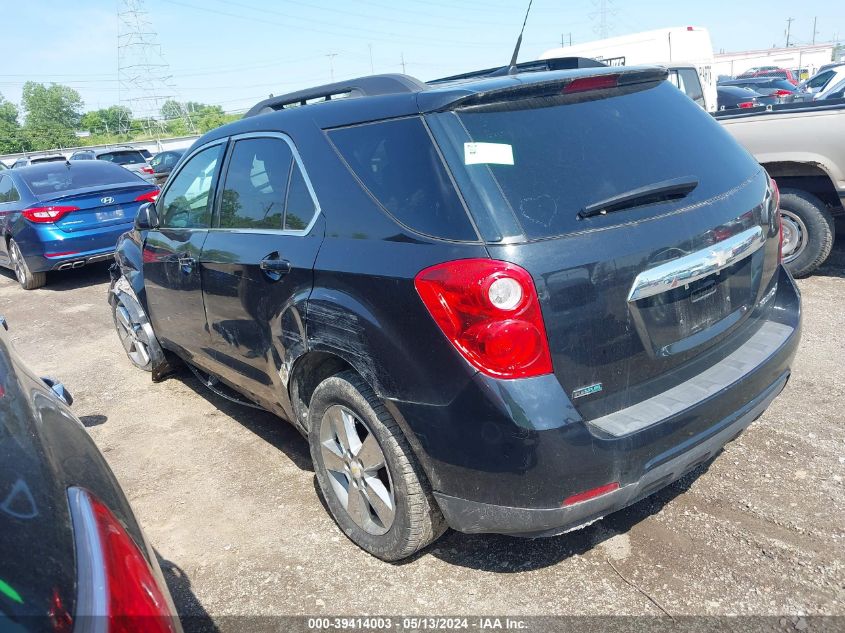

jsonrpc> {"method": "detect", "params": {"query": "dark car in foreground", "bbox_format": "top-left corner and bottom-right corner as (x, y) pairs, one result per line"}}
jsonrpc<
(109, 63), (801, 561)
(0, 316), (181, 631)
(0, 161), (158, 289)
(149, 149), (185, 185)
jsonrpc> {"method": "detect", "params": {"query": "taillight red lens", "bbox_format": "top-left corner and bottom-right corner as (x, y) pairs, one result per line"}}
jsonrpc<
(68, 488), (176, 632)
(562, 74), (619, 94)
(771, 178), (783, 263)
(772, 89), (793, 96)
(738, 101), (756, 108)
(141, 166), (154, 174)
(22, 205), (80, 223)
(414, 259), (553, 379)
(135, 188), (160, 203)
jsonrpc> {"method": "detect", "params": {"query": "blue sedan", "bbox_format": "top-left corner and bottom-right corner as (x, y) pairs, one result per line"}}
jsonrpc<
(0, 161), (158, 289)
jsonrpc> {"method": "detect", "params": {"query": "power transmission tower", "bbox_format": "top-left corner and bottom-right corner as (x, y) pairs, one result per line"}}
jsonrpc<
(590, 0), (615, 39)
(812, 16), (819, 45)
(117, 0), (195, 138)
(785, 17), (795, 47)
(325, 53), (338, 81)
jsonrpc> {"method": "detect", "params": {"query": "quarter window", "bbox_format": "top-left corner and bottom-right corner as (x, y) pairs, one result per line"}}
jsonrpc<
(158, 144), (222, 229)
(284, 163), (315, 231)
(0, 176), (20, 203)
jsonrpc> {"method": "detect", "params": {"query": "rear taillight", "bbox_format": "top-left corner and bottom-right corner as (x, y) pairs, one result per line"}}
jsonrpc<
(772, 89), (793, 96)
(22, 205), (80, 223)
(771, 178), (783, 263)
(68, 487), (177, 632)
(738, 101), (756, 108)
(562, 74), (619, 94)
(414, 259), (553, 379)
(141, 166), (154, 174)
(135, 188), (160, 203)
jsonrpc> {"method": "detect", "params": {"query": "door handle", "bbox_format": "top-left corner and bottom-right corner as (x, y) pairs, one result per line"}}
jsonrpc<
(178, 255), (196, 274)
(259, 255), (291, 281)
(259, 258), (291, 273)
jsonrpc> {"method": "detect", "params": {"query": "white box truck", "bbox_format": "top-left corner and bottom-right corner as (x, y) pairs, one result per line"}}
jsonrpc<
(540, 26), (717, 112)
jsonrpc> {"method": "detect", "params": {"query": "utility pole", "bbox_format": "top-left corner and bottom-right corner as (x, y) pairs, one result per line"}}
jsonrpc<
(561, 32), (571, 47)
(812, 16), (818, 45)
(368, 43), (374, 73)
(326, 53), (338, 81)
(400, 52), (406, 74)
(785, 17), (794, 47)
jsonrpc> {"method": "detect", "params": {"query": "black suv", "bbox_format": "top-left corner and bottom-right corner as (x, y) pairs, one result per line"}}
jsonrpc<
(109, 62), (801, 561)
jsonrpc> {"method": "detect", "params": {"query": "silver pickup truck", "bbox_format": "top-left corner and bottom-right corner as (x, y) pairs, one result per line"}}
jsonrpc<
(717, 101), (844, 277)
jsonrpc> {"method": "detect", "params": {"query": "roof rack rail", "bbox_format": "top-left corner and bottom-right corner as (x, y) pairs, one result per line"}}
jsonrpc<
(428, 57), (608, 85)
(244, 73), (426, 118)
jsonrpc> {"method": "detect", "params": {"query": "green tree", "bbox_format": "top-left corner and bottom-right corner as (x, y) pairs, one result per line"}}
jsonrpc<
(21, 82), (84, 150)
(0, 93), (27, 153)
(80, 105), (132, 135)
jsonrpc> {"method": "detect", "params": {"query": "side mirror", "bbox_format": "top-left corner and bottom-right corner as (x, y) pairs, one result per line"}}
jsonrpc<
(135, 202), (159, 231)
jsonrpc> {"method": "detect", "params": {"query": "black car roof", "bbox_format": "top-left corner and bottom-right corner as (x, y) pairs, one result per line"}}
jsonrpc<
(197, 62), (667, 148)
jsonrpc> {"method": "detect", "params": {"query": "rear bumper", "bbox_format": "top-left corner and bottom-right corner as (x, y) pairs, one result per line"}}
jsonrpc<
(434, 371), (787, 536)
(389, 266), (801, 536)
(15, 222), (132, 272)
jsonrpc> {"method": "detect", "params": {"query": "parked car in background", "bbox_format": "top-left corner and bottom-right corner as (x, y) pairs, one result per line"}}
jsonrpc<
(797, 65), (845, 99)
(0, 161), (158, 289)
(111, 65), (799, 561)
(817, 77), (845, 100)
(11, 155), (67, 169)
(70, 147), (156, 183)
(149, 149), (184, 185)
(0, 315), (182, 632)
(739, 67), (798, 84)
(717, 85), (775, 110)
(138, 148), (154, 162)
(718, 77), (800, 102)
(717, 100), (845, 276)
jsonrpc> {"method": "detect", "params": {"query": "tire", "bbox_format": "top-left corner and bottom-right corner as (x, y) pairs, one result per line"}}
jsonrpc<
(8, 238), (46, 290)
(779, 189), (835, 278)
(308, 370), (446, 561)
(111, 288), (154, 372)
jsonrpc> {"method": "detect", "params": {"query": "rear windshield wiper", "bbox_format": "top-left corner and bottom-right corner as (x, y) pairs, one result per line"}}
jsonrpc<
(579, 177), (699, 219)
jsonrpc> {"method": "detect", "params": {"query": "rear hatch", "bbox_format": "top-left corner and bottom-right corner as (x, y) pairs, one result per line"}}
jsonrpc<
(427, 70), (780, 419)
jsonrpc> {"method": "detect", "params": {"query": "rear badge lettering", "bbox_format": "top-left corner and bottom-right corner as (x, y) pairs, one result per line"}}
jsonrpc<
(573, 383), (603, 399)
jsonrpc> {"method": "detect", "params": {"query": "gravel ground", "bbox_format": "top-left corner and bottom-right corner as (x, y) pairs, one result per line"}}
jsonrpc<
(1, 233), (843, 630)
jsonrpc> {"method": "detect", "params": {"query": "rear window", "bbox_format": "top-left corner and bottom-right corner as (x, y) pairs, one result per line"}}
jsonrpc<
(20, 163), (142, 196)
(429, 81), (760, 240)
(328, 117), (477, 241)
(31, 156), (66, 164)
(98, 150), (146, 165)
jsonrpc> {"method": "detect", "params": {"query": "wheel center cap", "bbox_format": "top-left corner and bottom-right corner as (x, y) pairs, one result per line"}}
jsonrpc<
(349, 461), (363, 479)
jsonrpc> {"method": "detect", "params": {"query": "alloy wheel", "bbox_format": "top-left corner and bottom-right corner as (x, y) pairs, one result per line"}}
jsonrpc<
(9, 241), (26, 284)
(319, 405), (396, 535)
(780, 209), (807, 264)
(113, 299), (151, 368)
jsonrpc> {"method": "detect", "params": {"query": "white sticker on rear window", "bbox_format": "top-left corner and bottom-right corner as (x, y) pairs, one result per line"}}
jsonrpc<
(464, 142), (514, 166)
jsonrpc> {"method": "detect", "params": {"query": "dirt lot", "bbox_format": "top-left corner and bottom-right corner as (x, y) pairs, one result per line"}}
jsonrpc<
(1, 238), (843, 629)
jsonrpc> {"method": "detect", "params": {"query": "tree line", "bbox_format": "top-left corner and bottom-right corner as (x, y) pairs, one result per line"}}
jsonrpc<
(0, 82), (239, 154)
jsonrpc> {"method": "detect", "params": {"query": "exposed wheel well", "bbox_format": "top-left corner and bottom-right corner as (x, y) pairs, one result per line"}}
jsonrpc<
(762, 162), (842, 211)
(289, 351), (354, 431)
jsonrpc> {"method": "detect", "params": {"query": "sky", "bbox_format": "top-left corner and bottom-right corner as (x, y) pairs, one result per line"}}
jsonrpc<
(1, 0), (844, 118)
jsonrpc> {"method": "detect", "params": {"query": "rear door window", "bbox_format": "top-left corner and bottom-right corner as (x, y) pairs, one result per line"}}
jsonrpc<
(678, 68), (705, 107)
(328, 117), (477, 241)
(218, 137), (292, 230)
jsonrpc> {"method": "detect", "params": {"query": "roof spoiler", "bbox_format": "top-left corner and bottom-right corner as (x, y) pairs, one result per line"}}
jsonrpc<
(428, 57), (609, 85)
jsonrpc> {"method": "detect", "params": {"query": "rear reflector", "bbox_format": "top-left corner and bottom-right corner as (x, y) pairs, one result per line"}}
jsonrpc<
(771, 178), (783, 263)
(562, 482), (620, 506)
(738, 101), (756, 109)
(45, 251), (81, 258)
(22, 205), (80, 223)
(135, 188), (160, 203)
(68, 487), (177, 632)
(562, 74), (619, 94)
